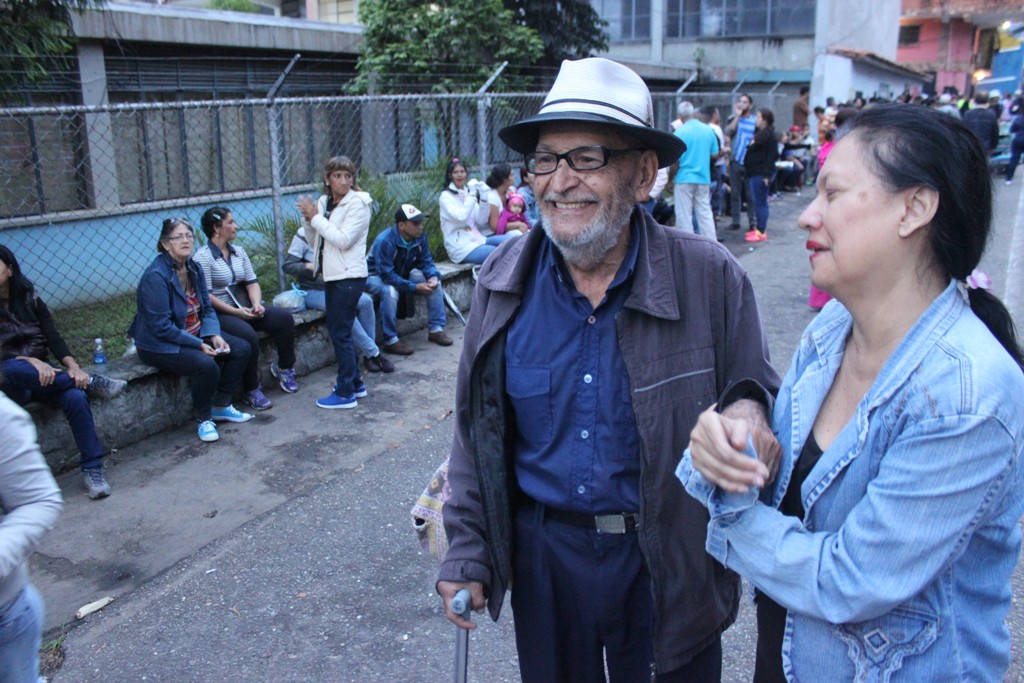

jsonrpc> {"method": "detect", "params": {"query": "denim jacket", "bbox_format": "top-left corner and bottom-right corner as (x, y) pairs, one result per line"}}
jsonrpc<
(678, 281), (1024, 681)
(129, 253), (221, 354)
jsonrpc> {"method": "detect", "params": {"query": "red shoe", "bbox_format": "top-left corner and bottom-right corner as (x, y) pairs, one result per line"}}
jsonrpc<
(744, 230), (760, 242)
(757, 231), (767, 241)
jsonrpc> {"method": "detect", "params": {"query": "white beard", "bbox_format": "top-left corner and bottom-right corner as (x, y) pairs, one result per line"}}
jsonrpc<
(539, 185), (635, 271)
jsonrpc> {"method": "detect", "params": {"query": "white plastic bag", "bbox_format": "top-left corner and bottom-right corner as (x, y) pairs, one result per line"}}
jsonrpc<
(272, 283), (306, 313)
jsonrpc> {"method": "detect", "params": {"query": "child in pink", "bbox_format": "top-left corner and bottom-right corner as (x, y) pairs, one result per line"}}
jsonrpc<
(495, 192), (531, 236)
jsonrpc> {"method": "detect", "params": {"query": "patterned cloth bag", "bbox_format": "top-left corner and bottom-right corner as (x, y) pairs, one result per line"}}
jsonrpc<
(411, 458), (451, 560)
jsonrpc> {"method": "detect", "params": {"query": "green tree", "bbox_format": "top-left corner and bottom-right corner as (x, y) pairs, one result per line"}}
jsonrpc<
(355, 0), (544, 94)
(0, 0), (100, 97)
(208, 0), (261, 12)
(503, 0), (608, 65)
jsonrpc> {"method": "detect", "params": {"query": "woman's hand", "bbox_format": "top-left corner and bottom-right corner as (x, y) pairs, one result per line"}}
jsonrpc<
(689, 402), (780, 493)
(234, 306), (258, 320)
(19, 356), (57, 386)
(200, 343), (218, 357)
(296, 195), (318, 221)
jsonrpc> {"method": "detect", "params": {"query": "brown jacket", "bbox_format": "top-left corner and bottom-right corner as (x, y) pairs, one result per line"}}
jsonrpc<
(438, 211), (780, 672)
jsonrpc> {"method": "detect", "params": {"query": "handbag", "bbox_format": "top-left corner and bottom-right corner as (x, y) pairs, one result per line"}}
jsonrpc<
(411, 457), (451, 560)
(272, 283), (307, 313)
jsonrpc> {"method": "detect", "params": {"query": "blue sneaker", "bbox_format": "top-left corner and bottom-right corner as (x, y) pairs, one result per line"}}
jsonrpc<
(211, 405), (254, 423)
(198, 420), (219, 442)
(316, 392), (358, 409)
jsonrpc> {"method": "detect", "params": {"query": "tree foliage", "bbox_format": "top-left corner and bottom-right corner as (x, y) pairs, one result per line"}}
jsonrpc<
(208, 0), (261, 13)
(355, 0), (544, 94)
(503, 0), (608, 66)
(0, 0), (100, 96)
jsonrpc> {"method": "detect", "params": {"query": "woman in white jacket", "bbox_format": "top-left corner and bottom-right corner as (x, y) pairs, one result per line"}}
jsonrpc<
(439, 158), (507, 265)
(297, 156), (373, 410)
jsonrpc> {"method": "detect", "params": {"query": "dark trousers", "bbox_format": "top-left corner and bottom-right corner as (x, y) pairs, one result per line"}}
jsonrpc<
(753, 591), (788, 683)
(511, 501), (723, 683)
(325, 278), (365, 397)
(747, 175), (770, 232)
(728, 159), (755, 228)
(217, 306), (296, 392)
(1007, 137), (1024, 181)
(136, 331), (250, 422)
(1, 358), (104, 470)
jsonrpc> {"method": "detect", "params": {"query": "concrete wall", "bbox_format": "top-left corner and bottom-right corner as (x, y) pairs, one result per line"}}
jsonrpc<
(816, 0), (900, 60)
(664, 37), (815, 82)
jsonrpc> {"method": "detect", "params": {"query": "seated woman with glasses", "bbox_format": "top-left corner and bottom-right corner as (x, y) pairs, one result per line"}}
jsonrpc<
(129, 218), (254, 443)
(439, 158), (508, 266)
(192, 206), (300, 410)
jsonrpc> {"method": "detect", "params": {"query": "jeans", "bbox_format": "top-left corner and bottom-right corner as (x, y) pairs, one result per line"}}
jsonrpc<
(728, 158), (755, 228)
(0, 584), (43, 683)
(710, 164), (727, 216)
(0, 359), (104, 470)
(325, 278), (365, 397)
(1007, 137), (1024, 181)
(463, 235), (511, 265)
(365, 271), (446, 345)
(747, 174), (770, 232)
(136, 331), (250, 421)
(303, 290), (379, 359)
(217, 306), (296, 392)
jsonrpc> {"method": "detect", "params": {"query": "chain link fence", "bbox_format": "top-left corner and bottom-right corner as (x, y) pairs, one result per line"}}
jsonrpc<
(0, 87), (789, 314)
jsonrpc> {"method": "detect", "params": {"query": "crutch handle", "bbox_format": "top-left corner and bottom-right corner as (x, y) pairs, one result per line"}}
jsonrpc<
(451, 588), (472, 619)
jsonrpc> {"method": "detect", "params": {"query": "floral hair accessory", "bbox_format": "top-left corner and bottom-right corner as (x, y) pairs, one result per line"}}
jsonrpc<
(452, 157), (460, 164)
(966, 269), (992, 290)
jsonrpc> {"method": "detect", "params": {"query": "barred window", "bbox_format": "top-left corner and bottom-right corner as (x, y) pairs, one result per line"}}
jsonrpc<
(666, 0), (815, 38)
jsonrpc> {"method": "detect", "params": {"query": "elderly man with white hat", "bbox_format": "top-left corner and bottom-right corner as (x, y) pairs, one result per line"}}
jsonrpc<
(435, 57), (780, 682)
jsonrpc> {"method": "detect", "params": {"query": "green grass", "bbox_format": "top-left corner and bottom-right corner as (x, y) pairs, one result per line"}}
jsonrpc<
(51, 294), (136, 363)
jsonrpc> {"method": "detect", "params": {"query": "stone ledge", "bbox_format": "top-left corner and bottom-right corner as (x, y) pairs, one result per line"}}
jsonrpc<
(29, 263), (475, 474)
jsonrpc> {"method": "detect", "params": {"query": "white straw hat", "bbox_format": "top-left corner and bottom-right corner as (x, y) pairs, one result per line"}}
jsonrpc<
(499, 58), (686, 167)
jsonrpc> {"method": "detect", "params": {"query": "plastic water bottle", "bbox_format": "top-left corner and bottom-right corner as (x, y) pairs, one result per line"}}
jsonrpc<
(93, 338), (106, 365)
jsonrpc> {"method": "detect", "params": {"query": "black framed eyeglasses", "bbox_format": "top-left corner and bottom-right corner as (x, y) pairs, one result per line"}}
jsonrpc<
(525, 145), (647, 175)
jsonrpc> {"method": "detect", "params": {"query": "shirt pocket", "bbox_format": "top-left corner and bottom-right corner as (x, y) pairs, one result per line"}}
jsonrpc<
(830, 604), (939, 681)
(506, 365), (552, 445)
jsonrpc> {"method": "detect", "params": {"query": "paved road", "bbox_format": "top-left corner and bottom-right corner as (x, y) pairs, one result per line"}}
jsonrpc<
(39, 180), (1024, 681)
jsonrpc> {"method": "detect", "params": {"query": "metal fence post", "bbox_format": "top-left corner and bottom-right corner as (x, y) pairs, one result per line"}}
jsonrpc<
(475, 62), (508, 178)
(266, 54), (301, 293)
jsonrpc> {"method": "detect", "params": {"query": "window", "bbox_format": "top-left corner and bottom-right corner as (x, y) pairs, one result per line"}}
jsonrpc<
(591, 0), (651, 41)
(898, 25), (921, 46)
(666, 0), (815, 38)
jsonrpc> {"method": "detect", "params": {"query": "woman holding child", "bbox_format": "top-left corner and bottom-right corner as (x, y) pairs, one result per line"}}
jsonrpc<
(439, 158), (509, 265)
(192, 206), (299, 410)
(130, 218), (253, 443)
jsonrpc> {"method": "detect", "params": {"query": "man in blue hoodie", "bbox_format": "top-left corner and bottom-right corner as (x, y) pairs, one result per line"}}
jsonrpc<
(366, 203), (452, 356)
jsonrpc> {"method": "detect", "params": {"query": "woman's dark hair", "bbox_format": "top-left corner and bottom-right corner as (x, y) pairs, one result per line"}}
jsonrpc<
(0, 244), (36, 309)
(444, 158), (467, 193)
(322, 155), (360, 194)
(757, 108), (774, 128)
(157, 218), (195, 254)
(200, 206), (231, 239)
(752, 108), (775, 147)
(485, 163), (512, 189)
(837, 104), (1022, 367)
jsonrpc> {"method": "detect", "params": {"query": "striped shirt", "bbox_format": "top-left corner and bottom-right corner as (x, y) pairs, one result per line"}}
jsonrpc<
(192, 242), (258, 308)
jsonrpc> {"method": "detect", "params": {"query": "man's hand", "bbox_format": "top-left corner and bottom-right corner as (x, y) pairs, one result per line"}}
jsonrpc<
(415, 281), (438, 295)
(689, 400), (781, 493)
(20, 356), (57, 386)
(66, 366), (90, 390)
(437, 580), (485, 630)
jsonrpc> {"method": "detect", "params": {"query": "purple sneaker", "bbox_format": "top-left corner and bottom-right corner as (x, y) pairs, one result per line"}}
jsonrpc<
(271, 362), (299, 393)
(244, 386), (273, 410)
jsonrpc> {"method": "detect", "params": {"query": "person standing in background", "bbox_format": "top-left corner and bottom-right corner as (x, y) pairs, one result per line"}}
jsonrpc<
(726, 93), (758, 232)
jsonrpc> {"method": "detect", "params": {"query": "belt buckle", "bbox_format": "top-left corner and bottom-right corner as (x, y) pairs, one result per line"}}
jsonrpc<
(595, 514), (627, 534)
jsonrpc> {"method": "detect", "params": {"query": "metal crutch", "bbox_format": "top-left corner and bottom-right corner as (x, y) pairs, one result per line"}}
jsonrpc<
(451, 588), (472, 683)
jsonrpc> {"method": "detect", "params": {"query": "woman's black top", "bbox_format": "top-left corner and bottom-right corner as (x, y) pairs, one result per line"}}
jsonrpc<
(753, 431), (824, 683)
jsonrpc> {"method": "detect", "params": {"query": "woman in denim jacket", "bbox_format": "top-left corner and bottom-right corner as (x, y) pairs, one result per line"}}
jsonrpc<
(678, 105), (1024, 681)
